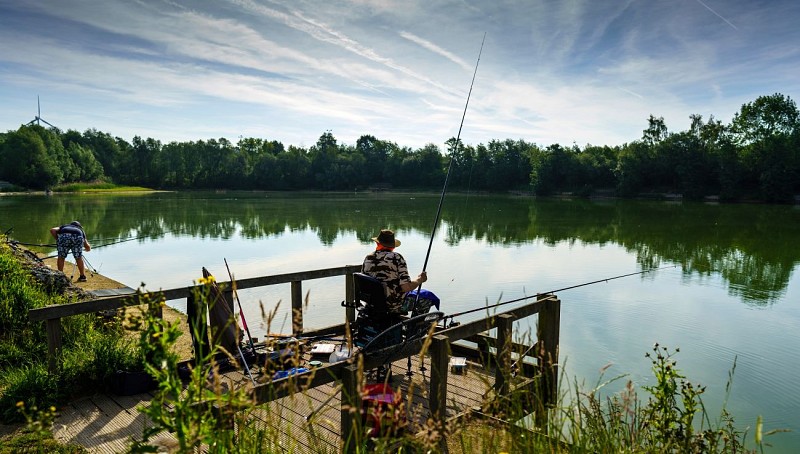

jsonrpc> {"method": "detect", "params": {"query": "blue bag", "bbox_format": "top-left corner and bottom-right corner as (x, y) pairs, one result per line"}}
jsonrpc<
(402, 289), (440, 315)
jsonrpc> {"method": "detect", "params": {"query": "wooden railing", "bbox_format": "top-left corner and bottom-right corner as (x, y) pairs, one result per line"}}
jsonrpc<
(28, 264), (362, 372)
(28, 264), (560, 451)
(250, 293), (560, 452)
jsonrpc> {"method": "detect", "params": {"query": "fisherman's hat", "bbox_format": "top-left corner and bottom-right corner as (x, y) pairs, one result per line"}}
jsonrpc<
(372, 229), (401, 248)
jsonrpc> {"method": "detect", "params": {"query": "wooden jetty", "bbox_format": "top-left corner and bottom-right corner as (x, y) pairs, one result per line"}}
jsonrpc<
(29, 265), (560, 453)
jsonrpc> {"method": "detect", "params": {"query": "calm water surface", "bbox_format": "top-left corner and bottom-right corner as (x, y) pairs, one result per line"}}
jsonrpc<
(2, 191), (799, 452)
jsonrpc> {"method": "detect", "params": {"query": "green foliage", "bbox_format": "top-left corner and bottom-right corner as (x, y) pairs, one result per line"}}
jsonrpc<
(129, 281), (254, 453)
(0, 402), (86, 453)
(0, 242), (143, 424)
(3, 92), (799, 201)
(731, 93), (799, 146)
(0, 364), (59, 422)
(0, 243), (52, 340)
(52, 182), (148, 192)
(461, 344), (770, 453)
(0, 126), (62, 189)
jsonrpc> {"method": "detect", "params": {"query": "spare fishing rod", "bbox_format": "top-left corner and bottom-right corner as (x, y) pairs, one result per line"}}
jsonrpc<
(224, 258), (257, 355)
(442, 264), (679, 324)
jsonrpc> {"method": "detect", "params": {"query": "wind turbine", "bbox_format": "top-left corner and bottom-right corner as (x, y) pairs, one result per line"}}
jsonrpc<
(27, 96), (56, 128)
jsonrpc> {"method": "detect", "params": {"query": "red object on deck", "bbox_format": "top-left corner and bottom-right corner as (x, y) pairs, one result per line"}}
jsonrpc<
(361, 383), (405, 438)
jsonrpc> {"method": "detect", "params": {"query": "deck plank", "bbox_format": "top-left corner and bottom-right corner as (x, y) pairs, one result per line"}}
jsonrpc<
(52, 347), (501, 453)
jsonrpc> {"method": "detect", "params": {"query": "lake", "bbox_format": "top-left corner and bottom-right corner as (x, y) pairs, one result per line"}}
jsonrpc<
(2, 191), (799, 451)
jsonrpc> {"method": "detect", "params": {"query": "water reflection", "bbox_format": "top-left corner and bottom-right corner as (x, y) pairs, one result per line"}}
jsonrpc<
(3, 192), (798, 306)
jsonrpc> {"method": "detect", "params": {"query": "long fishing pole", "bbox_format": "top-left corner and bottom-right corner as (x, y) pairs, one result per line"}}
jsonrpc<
(420, 32), (486, 276)
(445, 265), (678, 321)
(224, 258), (257, 354)
(39, 230), (181, 260)
(406, 33), (485, 377)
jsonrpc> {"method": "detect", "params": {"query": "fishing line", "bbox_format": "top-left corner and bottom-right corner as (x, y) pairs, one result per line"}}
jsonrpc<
(38, 229), (183, 260)
(443, 265), (679, 324)
(92, 228), (183, 249)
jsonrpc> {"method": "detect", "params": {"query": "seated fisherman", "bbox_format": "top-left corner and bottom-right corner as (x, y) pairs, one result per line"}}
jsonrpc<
(362, 229), (427, 323)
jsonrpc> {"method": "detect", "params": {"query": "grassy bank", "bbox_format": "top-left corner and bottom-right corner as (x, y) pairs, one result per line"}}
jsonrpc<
(52, 182), (152, 192)
(0, 238), (142, 448)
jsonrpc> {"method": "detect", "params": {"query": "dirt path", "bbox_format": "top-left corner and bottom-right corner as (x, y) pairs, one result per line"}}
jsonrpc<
(38, 254), (194, 360)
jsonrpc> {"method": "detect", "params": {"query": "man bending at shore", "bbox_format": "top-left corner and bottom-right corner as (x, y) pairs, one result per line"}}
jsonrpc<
(50, 221), (91, 282)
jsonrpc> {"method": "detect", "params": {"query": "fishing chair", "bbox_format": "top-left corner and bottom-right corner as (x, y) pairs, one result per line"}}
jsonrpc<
(350, 273), (403, 350)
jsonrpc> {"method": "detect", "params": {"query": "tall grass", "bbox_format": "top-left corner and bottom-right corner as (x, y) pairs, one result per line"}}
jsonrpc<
(128, 279), (778, 453)
(0, 239), (143, 423)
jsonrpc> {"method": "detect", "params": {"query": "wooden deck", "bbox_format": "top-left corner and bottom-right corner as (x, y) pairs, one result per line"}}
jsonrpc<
(52, 356), (494, 453)
(34, 265), (559, 453)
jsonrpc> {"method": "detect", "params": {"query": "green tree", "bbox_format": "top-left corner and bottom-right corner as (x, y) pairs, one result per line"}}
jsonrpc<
(730, 93), (799, 145)
(82, 129), (122, 179)
(356, 135), (390, 185)
(615, 141), (654, 196)
(576, 145), (618, 192)
(0, 126), (61, 189)
(643, 115), (668, 146)
(309, 131), (340, 189)
(399, 144), (444, 188)
(529, 144), (576, 195)
(730, 94), (800, 202)
(276, 146), (311, 189)
(65, 142), (103, 181)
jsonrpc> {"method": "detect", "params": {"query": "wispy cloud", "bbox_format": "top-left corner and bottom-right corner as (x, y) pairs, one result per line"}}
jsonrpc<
(0, 0), (798, 150)
(695, 0), (738, 30)
(399, 31), (472, 71)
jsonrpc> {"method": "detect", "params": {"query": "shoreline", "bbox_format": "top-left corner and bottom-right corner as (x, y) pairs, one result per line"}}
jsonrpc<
(35, 253), (194, 360)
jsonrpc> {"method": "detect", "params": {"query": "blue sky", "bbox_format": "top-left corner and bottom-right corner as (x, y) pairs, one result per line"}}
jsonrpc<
(1, 0), (798, 150)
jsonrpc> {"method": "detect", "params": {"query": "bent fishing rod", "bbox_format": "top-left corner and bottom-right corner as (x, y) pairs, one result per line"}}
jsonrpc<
(442, 264), (679, 324)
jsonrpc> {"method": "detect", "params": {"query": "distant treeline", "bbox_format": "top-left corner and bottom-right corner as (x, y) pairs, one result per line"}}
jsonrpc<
(1, 93), (798, 202)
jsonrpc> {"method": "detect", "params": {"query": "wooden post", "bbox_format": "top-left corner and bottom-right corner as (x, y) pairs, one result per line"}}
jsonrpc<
(46, 318), (62, 373)
(536, 297), (560, 426)
(494, 314), (514, 397)
(341, 364), (361, 453)
(345, 272), (355, 324)
(291, 280), (303, 336)
(476, 333), (492, 369)
(430, 334), (450, 431)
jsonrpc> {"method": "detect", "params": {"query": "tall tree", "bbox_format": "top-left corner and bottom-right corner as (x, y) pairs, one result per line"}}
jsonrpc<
(0, 126), (62, 189)
(731, 93), (799, 145)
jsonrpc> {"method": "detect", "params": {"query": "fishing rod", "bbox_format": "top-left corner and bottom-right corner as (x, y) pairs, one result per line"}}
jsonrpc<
(443, 265), (679, 323)
(7, 240), (56, 248)
(38, 229), (181, 260)
(224, 258), (257, 355)
(406, 33), (485, 377)
(419, 32), (485, 276)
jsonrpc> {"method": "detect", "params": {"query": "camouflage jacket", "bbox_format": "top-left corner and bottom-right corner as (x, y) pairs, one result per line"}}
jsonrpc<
(362, 250), (411, 313)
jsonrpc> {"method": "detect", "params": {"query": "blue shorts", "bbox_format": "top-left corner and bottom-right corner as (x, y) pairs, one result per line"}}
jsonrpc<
(56, 233), (84, 259)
